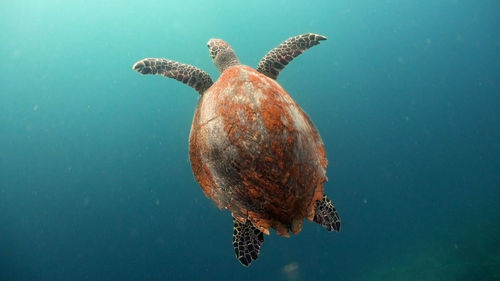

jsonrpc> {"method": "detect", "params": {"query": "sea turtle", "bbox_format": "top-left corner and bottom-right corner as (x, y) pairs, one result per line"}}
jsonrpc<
(132, 33), (341, 266)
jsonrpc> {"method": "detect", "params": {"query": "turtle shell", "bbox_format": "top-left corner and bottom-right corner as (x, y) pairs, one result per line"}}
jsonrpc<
(189, 65), (327, 237)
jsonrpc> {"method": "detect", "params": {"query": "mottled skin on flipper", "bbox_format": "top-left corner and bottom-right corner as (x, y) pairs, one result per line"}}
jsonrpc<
(314, 195), (341, 232)
(257, 33), (327, 79)
(132, 58), (213, 95)
(233, 218), (264, 267)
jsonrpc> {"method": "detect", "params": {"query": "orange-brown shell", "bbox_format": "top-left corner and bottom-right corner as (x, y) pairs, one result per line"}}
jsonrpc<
(189, 65), (327, 237)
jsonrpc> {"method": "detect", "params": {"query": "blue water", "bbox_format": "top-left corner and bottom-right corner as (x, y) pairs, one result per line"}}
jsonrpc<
(1, 0), (499, 280)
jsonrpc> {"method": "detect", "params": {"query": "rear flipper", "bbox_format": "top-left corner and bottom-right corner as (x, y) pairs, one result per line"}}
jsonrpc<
(314, 196), (341, 232)
(233, 218), (264, 267)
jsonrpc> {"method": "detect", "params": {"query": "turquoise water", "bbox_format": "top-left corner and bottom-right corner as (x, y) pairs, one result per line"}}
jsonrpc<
(1, 0), (499, 280)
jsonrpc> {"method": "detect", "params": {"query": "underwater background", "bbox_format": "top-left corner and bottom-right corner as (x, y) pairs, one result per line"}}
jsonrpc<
(1, 0), (499, 280)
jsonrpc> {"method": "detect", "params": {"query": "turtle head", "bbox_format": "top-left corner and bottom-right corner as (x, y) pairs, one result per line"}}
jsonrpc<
(207, 38), (240, 73)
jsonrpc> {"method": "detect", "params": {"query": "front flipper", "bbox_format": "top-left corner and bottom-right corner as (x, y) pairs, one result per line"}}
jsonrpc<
(314, 195), (341, 232)
(132, 58), (213, 95)
(256, 33), (327, 79)
(232, 218), (264, 267)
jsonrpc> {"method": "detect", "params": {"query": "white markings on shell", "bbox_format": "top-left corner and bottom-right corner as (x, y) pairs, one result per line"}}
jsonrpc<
(245, 70), (269, 108)
(287, 102), (310, 137)
(281, 89), (326, 175)
(197, 90), (233, 202)
(198, 91), (227, 149)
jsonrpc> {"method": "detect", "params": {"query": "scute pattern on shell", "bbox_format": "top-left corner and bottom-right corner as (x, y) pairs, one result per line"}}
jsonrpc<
(189, 65), (327, 237)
